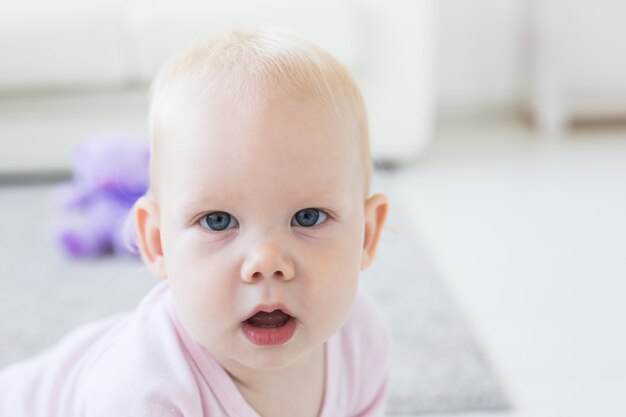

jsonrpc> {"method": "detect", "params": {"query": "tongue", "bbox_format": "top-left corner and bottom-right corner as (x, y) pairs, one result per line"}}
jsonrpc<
(247, 310), (290, 328)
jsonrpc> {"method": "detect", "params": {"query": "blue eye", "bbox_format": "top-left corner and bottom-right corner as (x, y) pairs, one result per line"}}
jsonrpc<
(200, 211), (239, 231)
(292, 208), (328, 227)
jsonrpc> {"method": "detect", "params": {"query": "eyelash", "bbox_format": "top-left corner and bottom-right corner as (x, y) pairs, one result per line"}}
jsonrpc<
(198, 208), (332, 231)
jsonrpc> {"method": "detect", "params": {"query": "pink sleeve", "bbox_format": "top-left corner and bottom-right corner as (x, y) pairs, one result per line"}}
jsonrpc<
(334, 291), (391, 417)
(353, 371), (389, 417)
(0, 285), (203, 417)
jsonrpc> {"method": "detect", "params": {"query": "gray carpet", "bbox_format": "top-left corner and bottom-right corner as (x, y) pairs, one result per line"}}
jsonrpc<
(0, 180), (508, 415)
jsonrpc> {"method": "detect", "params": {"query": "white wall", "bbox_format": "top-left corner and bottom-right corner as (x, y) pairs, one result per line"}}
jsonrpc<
(0, 1), (436, 174)
(435, 0), (525, 112)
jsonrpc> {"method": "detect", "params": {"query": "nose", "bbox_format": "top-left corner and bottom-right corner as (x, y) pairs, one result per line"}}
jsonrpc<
(240, 242), (295, 283)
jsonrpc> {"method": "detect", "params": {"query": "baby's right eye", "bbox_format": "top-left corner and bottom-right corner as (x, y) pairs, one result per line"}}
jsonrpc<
(200, 211), (239, 231)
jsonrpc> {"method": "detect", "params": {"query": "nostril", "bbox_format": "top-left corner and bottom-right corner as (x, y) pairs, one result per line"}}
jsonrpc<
(250, 270), (285, 280)
(246, 270), (289, 282)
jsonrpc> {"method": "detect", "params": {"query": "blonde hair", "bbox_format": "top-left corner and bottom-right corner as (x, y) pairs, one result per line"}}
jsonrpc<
(148, 26), (372, 195)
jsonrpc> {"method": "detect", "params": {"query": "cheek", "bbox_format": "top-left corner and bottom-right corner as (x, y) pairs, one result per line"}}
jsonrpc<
(330, 218), (365, 274)
(298, 226), (363, 314)
(300, 228), (362, 275)
(166, 227), (240, 283)
(165, 234), (240, 337)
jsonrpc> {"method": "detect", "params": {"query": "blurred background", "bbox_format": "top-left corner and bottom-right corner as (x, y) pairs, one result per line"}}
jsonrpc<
(1, 0), (625, 416)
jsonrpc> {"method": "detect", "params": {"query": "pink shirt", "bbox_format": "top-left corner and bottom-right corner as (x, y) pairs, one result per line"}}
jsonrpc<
(0, 282), (390, 416)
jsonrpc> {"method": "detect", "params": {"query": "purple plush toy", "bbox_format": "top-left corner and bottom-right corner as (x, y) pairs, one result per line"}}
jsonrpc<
(53, 133), (150, 257)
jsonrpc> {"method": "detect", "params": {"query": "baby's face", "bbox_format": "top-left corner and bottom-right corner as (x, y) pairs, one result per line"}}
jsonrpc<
(152, 89), (370, 372)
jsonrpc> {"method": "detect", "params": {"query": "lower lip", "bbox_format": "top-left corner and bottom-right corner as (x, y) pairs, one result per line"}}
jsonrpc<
(241, 317), (297, 346)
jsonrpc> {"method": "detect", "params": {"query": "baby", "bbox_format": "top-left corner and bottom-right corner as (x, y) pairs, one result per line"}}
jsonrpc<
(0, 27), (390, 417)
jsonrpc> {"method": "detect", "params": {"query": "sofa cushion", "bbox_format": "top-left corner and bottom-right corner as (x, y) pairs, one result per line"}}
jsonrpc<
(0, 1), (130, 91)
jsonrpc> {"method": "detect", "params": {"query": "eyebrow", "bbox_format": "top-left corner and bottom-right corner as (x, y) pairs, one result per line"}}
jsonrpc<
(173, 188), (350, 215)
(173, 191), (236, 214)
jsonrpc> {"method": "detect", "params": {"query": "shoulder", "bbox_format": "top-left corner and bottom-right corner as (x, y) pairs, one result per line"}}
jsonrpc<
(338, 289), (391, 362)
(0, 283), (204, 417)
(79, 284), (202, 416)
(328, 290), (391, 414)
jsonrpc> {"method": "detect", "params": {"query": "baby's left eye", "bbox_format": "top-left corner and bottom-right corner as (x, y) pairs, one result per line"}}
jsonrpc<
(291, 208), (328, 228)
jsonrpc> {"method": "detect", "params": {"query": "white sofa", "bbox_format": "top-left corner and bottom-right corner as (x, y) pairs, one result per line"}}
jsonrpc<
(0, 0), (434, 175)
(527, 0), (626, 133)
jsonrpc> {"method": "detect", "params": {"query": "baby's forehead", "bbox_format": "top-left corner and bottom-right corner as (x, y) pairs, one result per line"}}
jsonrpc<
(150, 90), (366, 203)
(157, 73), (358, 150)
(147, 28), (371, 197)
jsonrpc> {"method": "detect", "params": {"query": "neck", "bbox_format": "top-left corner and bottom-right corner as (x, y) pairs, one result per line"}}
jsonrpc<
(216, 344), (326, 417)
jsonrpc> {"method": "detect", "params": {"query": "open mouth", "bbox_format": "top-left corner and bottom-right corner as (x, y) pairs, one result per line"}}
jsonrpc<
(241, 309), (297, 346)
(246, 309), (291, 328)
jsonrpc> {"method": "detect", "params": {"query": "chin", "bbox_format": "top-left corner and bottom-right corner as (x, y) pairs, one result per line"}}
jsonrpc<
(238, 348), (304, 371)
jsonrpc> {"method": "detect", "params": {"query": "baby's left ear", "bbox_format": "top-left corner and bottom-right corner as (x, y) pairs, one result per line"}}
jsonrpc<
(361, 193), (388, 270)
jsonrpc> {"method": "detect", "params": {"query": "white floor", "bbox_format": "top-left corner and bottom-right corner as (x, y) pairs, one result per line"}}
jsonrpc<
(389, 117), (626, 416)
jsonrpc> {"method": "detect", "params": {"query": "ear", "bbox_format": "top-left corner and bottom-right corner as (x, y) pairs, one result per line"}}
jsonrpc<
(360, 193), (389, 270)
(135, 196), (167, 279)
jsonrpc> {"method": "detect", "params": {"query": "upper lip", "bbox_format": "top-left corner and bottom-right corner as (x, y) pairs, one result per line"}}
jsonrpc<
(244, 304), (295, 321)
